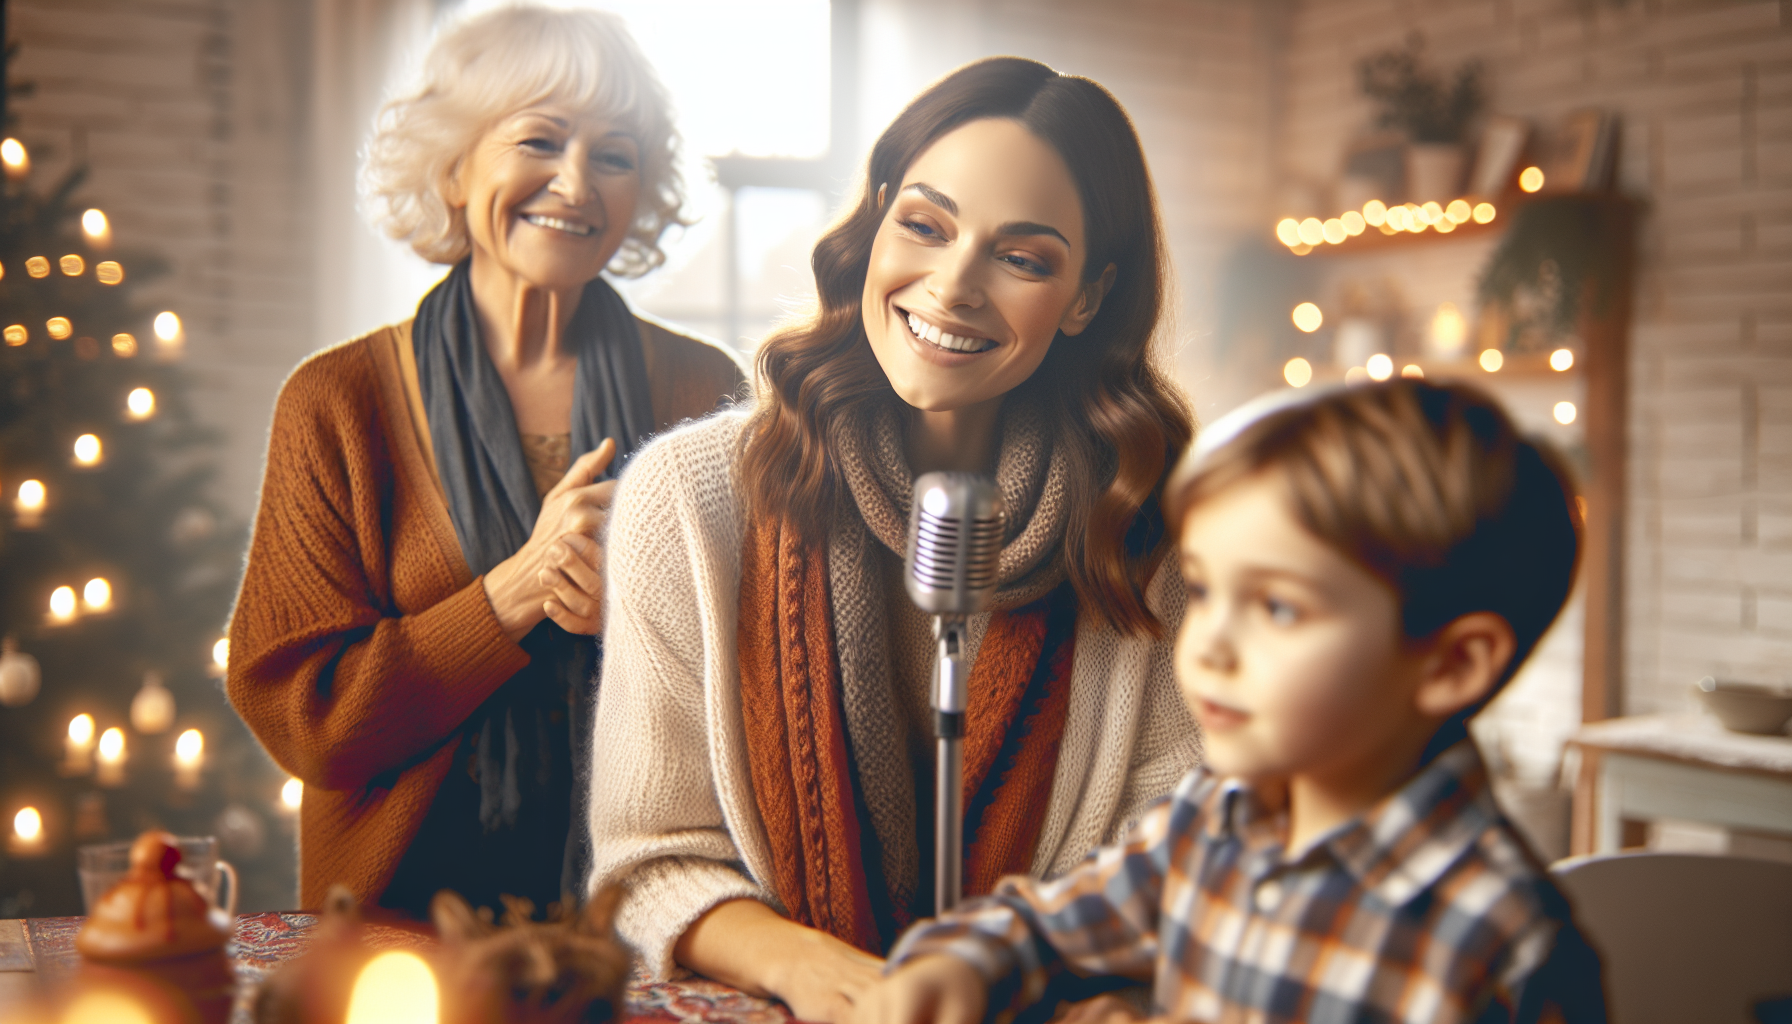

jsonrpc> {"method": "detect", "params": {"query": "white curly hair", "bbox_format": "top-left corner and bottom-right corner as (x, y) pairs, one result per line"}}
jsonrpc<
(361, 4), (686, 276)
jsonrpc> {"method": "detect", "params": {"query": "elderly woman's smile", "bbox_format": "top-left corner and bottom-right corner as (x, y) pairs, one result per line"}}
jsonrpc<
(453, 105), (643, 295)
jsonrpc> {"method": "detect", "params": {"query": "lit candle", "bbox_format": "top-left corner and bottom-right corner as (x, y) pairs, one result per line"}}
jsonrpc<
(9, 806), (44, 856)
(174, 728), (204, 789)
(345, 951), (440, 1024)
(65, 713), (96, 775)
(97, 726), (126, 786)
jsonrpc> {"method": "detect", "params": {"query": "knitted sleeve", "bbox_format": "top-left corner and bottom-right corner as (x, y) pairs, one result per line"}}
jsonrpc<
(226, 345), (528, 792)
(1109, 561), (1203, 837)
(586, 416), (773, 977)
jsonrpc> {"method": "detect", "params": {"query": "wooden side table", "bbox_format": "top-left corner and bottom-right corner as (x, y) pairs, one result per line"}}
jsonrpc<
(1567, 714), (1792, 855)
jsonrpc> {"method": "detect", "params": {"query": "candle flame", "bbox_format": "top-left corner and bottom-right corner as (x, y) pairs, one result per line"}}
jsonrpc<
(345, 951), (440, 1024)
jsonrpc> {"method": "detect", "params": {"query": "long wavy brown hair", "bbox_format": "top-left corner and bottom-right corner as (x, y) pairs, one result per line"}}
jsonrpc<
(741, 57), (1194, 637)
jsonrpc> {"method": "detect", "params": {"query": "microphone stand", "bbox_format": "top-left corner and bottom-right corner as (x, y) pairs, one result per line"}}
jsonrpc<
(933, 615), (968, 915)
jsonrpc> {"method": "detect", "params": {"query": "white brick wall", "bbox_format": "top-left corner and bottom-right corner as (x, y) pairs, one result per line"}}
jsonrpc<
(1273, 0), (1792, 721)
(9, 0), (314, 518)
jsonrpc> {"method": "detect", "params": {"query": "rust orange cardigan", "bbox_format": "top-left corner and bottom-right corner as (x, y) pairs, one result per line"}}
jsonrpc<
(227, 317), (744, 909)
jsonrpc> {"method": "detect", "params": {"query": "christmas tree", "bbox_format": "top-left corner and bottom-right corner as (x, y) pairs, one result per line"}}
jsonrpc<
(0, 39), (291, 916)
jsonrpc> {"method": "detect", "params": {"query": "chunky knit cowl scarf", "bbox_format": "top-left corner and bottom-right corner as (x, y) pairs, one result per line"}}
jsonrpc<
(739, 401), (1081, 952)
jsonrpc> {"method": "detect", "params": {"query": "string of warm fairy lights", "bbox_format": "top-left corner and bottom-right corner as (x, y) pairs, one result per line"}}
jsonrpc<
(0, 137), (289, 850)
(1272, 164), (1549, 256)
(1271, 166), (1578, 426)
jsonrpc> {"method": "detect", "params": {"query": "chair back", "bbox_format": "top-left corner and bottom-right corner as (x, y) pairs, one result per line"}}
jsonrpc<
(1552, 851), (1792, 1024)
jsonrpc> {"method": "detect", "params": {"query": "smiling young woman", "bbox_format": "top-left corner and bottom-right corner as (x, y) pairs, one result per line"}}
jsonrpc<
(225, 6), (743, 921)
(585, 57), (1199, 1022)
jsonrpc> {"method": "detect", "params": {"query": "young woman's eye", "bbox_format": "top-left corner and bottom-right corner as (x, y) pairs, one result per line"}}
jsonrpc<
(999, 253), (1049, 275)
(1183, 580), (1208, 604)
(900, 219), (939, 238)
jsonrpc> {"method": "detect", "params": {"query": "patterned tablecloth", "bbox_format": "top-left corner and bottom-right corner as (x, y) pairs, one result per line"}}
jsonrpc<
(15, 913), (795, 1024)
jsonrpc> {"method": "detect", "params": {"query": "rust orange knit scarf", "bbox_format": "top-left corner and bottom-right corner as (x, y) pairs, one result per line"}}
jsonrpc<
(739, 518), (1077, 954)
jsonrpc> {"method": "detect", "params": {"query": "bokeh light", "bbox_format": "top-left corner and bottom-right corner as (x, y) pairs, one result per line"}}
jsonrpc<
(18, 479), (45, 511)
(1297, 218), (1324, 246)
(1445, 199), (1472, 224)
(1275, 218), (1301, 247)
(69, 714), (94, 746)
(112, 333), (138, 357)
(1283, 357), (1313, 388)
(1362, 199), (1388, 226)
(1554, 401), (1578, 425)
(96, 261), (124, 285)
(153, 312), (182, 343)
(127, 387), (156, 419)
(1340, 210), (1366, 236)
(1519, 166), (1545, 192)
(50, 586), (77, 622)
(214, 637), (230, 670)
(83, 577), (111, 612)
(1479, 349), (1505, 372)
(281, 777), (304, 811)
(25, 256), (49, 278)
(59, 254), (85, 276)
(1291, 302), (1324, 333)
(1321, 218), (1346, 244)
(47, 317), (72, 340)
(74, 434), (102, 466)
(1472, 202), (1497, 224)
(1366, 354), (1394, 381)
(98, 727), (125, 763)
(13, 806), (41, 842)
(1401, 364), (1425, 379)
(176, 729), (205, 766)
(82, 209), (110, 243)
(1551, 348), (1575, 371)
(0, 138), (27, 175)
(3, 325), (24, 346)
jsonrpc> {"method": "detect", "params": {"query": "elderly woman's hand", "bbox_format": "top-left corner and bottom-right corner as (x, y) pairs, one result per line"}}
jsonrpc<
(483, 438), (618, 640)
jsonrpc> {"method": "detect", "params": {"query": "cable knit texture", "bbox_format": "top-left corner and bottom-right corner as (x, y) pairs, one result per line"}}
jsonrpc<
(587, 409), (1200, 977)
(228, 317), (743, 909)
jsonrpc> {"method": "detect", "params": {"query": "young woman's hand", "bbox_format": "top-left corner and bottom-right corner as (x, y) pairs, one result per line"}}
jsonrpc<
(675, 899), (886, 1024)
(848, 955), (988, 1024)
(482, 438), (617, 640)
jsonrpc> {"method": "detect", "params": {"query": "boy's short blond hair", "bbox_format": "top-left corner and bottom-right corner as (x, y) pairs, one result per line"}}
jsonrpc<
(1167, 379), (1581, 690)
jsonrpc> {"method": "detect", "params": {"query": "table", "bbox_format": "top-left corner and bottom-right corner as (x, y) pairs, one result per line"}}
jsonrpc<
(0, 912), (794, 1024)
(1567, 713), (1792, 855)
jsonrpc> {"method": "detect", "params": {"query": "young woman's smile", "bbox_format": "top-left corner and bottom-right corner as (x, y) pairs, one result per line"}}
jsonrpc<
(861, 117), (1110, 419)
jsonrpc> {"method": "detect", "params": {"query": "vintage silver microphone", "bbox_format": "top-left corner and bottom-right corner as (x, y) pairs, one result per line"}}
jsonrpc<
(904, 472), (1004, 915)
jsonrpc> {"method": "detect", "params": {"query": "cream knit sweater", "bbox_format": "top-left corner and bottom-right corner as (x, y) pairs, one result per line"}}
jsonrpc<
(586, 410), (1200, 976)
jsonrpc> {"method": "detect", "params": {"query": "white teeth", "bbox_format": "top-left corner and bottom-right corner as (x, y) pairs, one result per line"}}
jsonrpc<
(523, 214), (594, 236)
(904, 310), (993, 353)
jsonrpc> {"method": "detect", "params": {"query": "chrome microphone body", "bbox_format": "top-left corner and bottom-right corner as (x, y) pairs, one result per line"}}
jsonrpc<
(904, 472), (1004, 915)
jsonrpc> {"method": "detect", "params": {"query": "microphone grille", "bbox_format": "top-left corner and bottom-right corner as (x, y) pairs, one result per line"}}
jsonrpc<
(904, 472), (1005, 616)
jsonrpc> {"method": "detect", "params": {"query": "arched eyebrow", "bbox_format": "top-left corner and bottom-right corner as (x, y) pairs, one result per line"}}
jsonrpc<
(900, 182), (1070, 246)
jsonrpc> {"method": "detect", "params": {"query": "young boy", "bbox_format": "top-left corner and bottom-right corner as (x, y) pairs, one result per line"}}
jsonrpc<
(853, 380), (1606, 1024)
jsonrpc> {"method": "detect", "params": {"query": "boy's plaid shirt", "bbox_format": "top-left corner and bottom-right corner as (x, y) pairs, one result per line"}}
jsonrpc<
(889, 741), (1603, 1024)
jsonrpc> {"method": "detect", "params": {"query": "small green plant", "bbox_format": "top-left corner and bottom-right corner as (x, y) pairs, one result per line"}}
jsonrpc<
(1357, 37), (1484, 144)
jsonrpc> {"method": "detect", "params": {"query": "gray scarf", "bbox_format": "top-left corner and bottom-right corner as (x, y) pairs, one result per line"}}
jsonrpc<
(410, 260), (653, 904)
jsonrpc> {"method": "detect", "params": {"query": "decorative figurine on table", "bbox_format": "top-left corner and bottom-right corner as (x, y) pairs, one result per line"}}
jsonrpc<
(252, 885), (377, 1024)
(74, 830), (237, 1024)
(431, 886), (630, 1024)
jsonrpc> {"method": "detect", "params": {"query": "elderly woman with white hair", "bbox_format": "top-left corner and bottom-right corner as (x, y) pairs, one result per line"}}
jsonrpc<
(226, 5), (742, 919)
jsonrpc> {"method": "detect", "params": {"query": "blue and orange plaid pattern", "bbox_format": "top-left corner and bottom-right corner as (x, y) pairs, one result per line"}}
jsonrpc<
(888, 741), (1605, 1024)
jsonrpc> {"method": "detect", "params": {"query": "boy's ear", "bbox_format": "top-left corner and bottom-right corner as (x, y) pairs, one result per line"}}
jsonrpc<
(1413, 611), (1516, 720)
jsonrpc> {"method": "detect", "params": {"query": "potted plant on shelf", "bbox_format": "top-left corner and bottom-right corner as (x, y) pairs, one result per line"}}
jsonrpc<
(1357, 38), (1484, 203)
